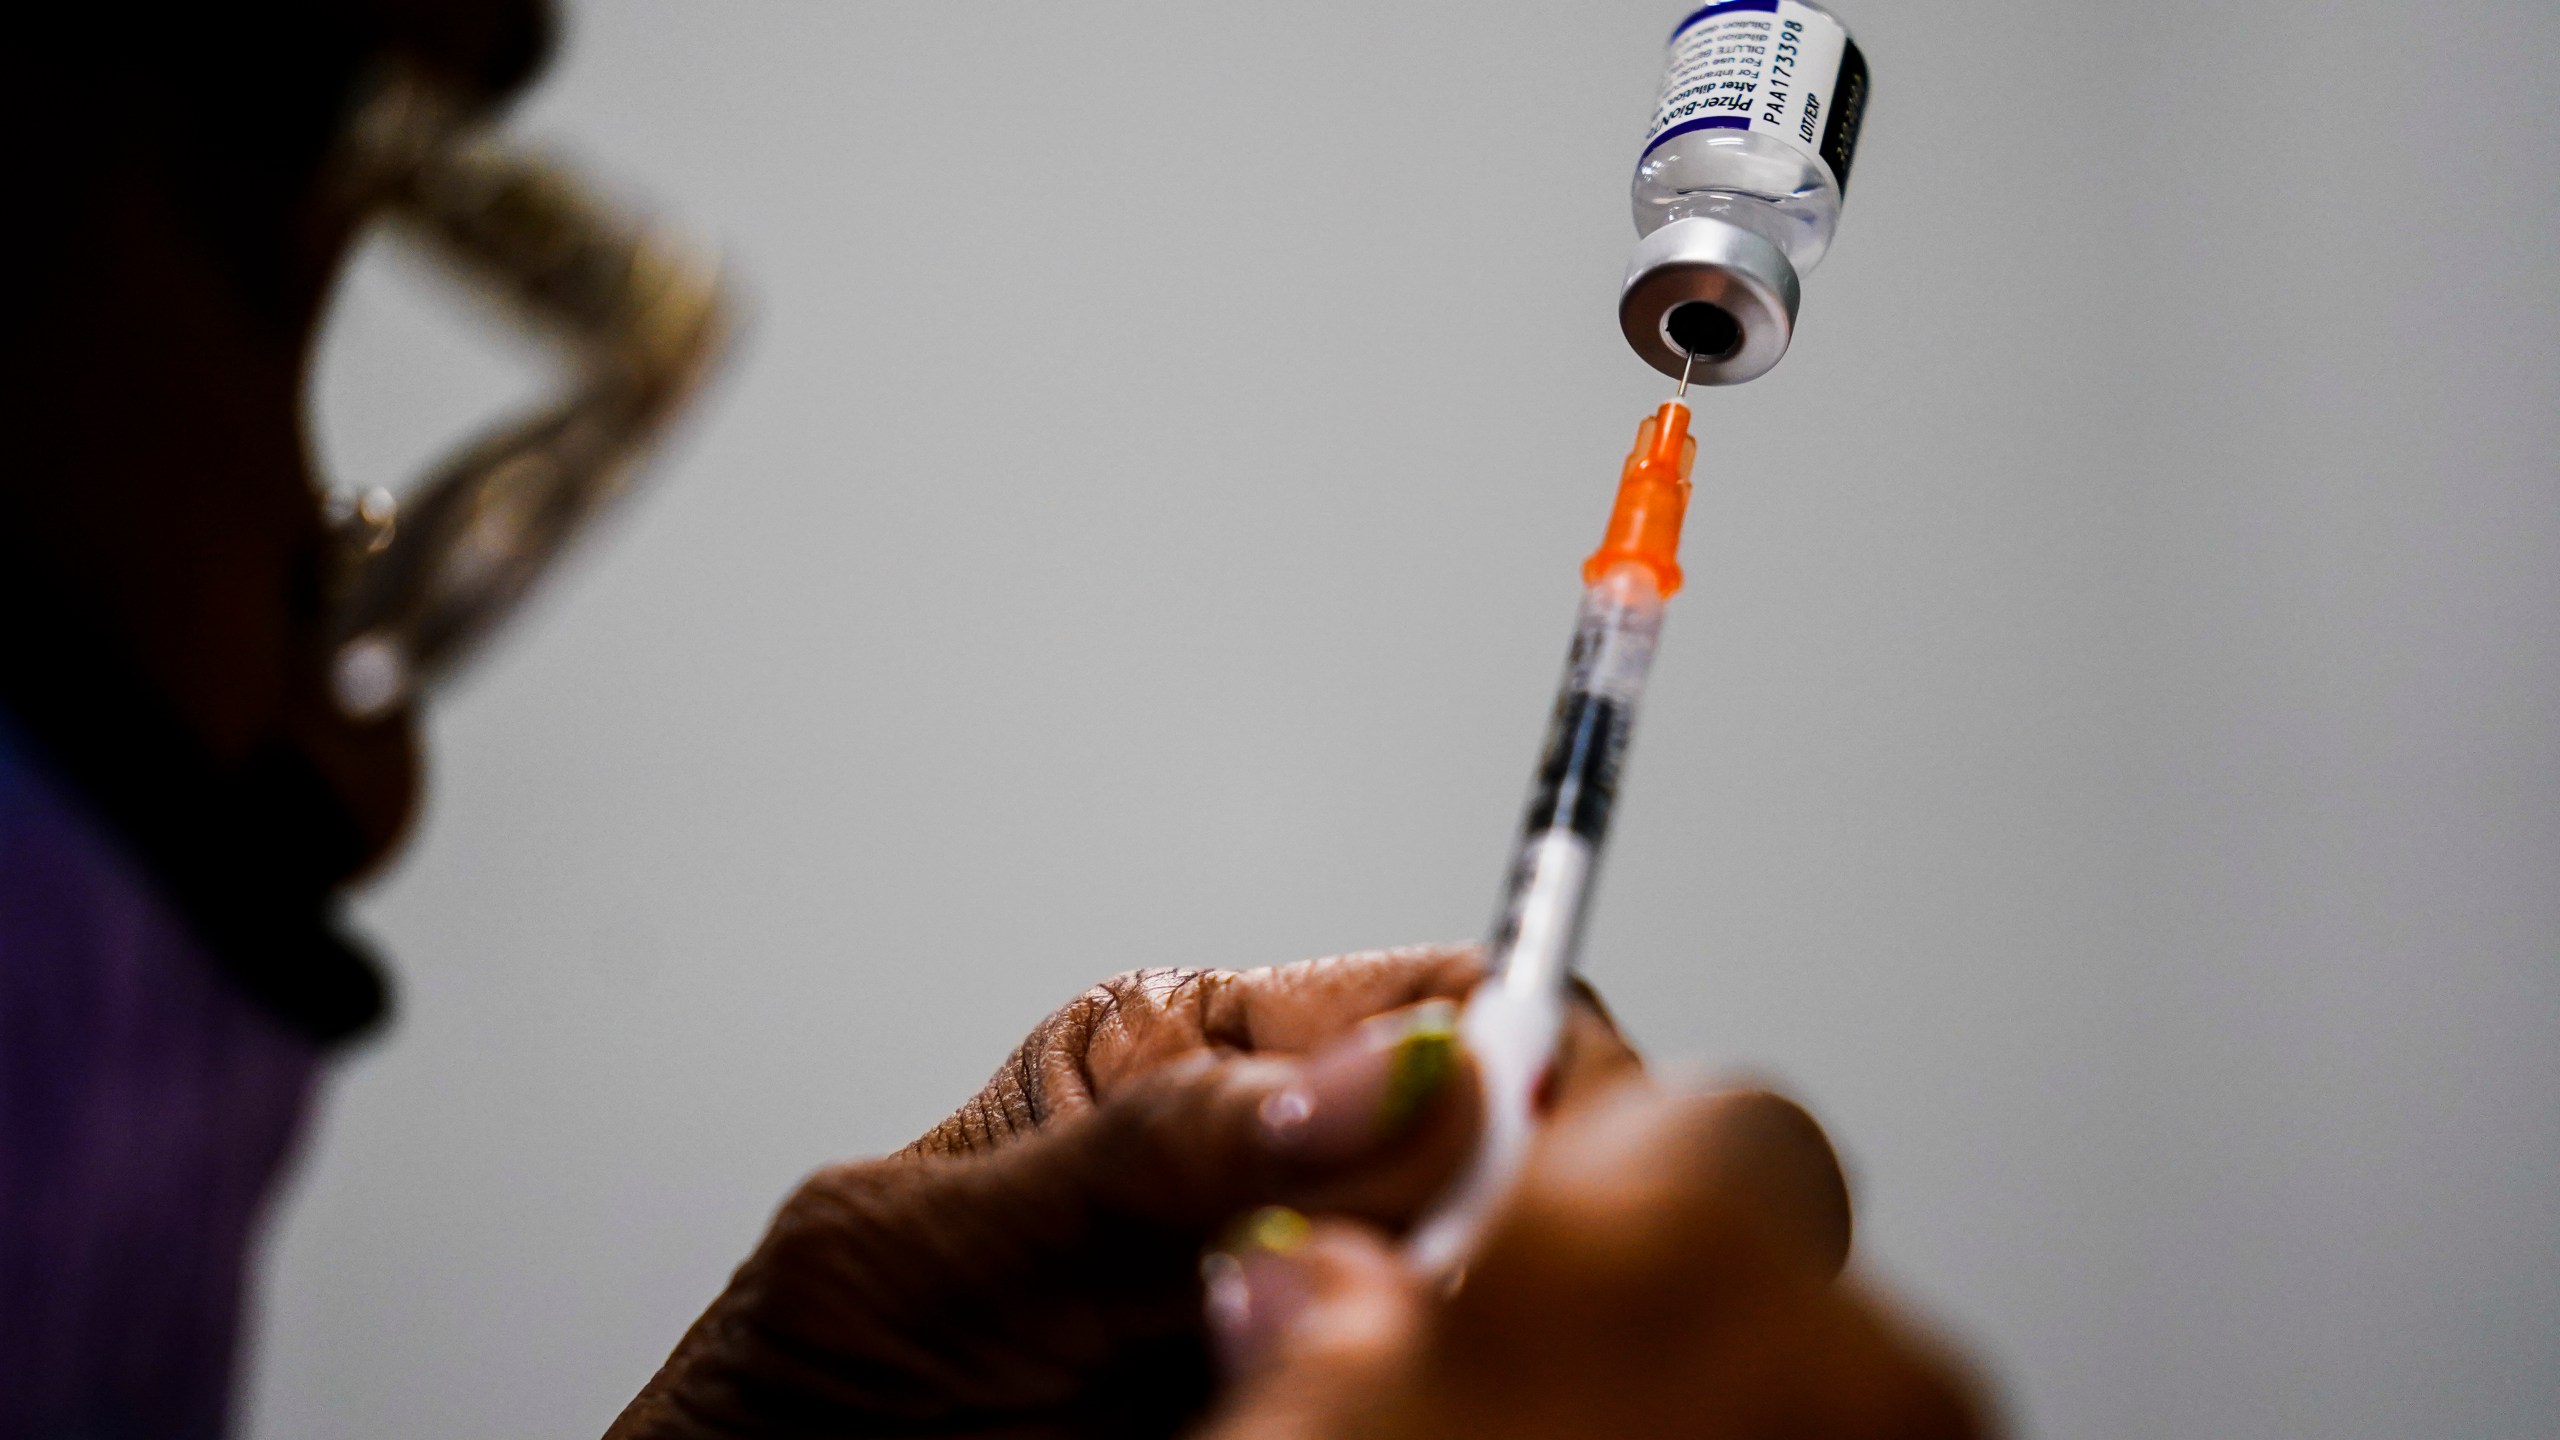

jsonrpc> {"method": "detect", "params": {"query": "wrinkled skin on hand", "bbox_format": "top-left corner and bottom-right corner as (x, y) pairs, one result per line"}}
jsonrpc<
(607, 945), (1637, 1440)
(1197, 1083), (1992, 1440)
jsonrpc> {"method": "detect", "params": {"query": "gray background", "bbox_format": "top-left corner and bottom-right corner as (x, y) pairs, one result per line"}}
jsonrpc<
(250, 1), (2560, 1436)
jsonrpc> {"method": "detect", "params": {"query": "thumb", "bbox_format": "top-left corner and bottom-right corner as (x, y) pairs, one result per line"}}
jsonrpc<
(1196, 1213), (1429, 1440)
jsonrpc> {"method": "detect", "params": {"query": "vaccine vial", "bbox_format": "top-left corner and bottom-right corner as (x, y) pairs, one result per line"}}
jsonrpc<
(1619, 1), (1870, 385)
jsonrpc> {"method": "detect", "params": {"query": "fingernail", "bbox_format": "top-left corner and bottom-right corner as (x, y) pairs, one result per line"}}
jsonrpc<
(1257, 1000), (1461, 1162)
(1202, 1206), (1316, 1377)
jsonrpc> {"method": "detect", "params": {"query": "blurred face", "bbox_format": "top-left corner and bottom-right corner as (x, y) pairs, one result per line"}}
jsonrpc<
(0, 0), (551, 876)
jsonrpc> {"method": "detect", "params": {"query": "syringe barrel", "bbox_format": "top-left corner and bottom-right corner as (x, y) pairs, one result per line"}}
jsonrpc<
(1490, 566), (1664, 984)
(1408, 402), (1698, 1273)
(1406, 566), (1667, 1273)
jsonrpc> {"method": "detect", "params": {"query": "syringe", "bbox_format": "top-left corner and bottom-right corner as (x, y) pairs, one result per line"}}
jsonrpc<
(1407, 380), (1698, 1274)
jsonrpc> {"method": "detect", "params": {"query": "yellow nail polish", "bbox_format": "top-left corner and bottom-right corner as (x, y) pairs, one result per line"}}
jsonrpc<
(1381, 1000), (1461, 1131)
(1228, 1205), (1313, 1257)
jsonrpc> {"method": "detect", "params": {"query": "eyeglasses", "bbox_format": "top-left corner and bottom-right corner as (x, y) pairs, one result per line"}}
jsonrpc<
(319, 66), (733, 720)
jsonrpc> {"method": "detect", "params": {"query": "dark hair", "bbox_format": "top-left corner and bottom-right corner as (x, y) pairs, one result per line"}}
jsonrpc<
(0, 0), (554, 316)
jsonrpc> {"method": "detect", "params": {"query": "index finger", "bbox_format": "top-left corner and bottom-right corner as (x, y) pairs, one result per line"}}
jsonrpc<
(1196, 946), (1487, 1053)
(1199, 947), (1643, 1093)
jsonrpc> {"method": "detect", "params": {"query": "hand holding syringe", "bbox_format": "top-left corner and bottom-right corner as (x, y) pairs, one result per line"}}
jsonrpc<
(1407, 374), (1700, 1273)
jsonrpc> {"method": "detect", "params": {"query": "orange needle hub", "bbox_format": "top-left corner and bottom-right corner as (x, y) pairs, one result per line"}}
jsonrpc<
(1582, 400), (1698, 596)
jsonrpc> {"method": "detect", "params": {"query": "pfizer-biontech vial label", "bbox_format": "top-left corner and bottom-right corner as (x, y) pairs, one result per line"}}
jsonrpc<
(1644, 0), (1869, 192)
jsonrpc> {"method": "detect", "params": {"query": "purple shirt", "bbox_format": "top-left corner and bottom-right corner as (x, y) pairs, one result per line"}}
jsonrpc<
(0, 717), (320, 1439)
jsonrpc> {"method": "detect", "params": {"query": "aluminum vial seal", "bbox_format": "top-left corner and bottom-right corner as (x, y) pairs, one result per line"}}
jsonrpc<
(1620, 218), (1800, 387)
